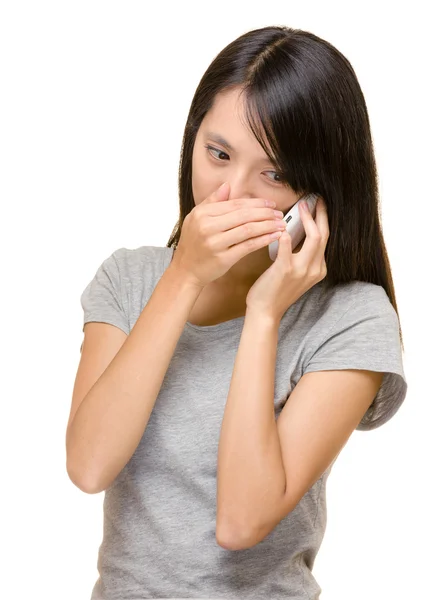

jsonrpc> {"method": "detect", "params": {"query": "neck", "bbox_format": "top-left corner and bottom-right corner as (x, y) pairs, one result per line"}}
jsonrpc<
(214, 248), (273, 291)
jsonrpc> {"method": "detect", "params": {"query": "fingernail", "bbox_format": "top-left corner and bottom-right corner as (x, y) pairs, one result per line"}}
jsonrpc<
(300, 201), (308, 211)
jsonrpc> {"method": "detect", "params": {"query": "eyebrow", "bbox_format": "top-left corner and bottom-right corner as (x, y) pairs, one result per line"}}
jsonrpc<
(205, 131), (275, 165)
(205, 132), (235, 152)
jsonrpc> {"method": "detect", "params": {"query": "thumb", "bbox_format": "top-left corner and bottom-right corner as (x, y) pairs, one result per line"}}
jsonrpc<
(206, 181), (230, 204)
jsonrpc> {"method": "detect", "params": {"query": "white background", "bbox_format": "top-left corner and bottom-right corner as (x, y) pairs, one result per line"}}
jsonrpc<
(1, 1), (423, 599)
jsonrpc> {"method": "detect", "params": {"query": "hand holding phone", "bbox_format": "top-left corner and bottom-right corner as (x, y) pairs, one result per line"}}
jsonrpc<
(171, 182), (291, 287)
(268, 192), (320, 261)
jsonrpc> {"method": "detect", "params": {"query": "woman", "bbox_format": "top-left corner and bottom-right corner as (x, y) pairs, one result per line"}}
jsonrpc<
(67, 25), (407, 599)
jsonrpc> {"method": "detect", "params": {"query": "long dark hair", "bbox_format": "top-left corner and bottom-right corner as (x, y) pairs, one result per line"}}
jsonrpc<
(166, 25), (404, 352)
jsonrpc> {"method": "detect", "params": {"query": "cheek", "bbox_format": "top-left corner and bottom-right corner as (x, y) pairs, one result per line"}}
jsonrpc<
(191, 165), (203, 205)
(191, 153), (216, 205)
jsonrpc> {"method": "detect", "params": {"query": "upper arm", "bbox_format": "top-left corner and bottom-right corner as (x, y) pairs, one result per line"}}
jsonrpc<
(66, 322), (128, 446)
(274, 369), (384, 520)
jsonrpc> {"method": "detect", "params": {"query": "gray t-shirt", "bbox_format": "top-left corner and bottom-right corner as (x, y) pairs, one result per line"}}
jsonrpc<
(80, 245), (407, 600)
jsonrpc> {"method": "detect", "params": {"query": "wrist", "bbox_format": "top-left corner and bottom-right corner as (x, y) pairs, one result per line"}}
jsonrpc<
(245, 307), (283, 329)
(166, 261), (205, 292)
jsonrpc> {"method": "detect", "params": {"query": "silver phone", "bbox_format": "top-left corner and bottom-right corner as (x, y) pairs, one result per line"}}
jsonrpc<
(268, 192), (320, 261)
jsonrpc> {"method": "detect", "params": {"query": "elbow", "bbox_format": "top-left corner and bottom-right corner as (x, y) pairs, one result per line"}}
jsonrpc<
(66, 428), (107, 494)
(66, 458), (104, 495)
(216, 518), (254, 551)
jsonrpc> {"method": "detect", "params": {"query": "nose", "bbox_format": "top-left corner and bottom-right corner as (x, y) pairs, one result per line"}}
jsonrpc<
(228, 193), (255, 201)
(226, 181), (256, 201)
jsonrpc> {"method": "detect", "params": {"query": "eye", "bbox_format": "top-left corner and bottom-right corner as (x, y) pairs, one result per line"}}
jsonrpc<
(204, 144), (286, 185)
(204, 144), (229, 161)
(264, 171), (286, 184)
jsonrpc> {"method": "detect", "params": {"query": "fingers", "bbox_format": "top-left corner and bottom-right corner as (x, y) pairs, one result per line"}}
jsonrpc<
(297, 197), (329, 262)
(314, 197), (330, 240)
(206, 197), (271, 215)
(206, 182), (230, 204)
(202, 205), (282, 239)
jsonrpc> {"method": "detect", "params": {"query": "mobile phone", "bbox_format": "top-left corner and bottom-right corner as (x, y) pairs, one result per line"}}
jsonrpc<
(268, 192), (320, 261)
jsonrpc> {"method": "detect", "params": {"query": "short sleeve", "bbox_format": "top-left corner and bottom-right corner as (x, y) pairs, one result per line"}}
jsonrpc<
(303, 285), (407, 431)
(80, 249), (130, 336)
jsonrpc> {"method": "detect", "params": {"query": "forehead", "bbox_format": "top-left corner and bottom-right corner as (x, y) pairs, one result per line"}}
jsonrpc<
(201, 89), (273, 157)
(204, 88), (252, 129)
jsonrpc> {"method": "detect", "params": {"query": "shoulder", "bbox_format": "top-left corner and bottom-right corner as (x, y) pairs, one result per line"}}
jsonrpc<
(300, 279), (402, 369)
(111, 245), (172, 281)
(110, 246), (174, 324)
(312, 279), (396, 327)
(322, 279), (391, 308)
(111, 244), (167, 267)
(301, 281), (407, 431)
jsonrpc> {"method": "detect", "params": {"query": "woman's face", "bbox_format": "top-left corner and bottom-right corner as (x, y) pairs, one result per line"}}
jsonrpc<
(191, 87), (301, 214)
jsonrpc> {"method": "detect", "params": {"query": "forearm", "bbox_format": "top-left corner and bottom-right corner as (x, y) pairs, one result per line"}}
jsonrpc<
(67, 261), (203, 493)
(216, 310), (286, 545)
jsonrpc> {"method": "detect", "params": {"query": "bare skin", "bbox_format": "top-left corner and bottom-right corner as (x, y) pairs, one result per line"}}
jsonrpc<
(178, 86), (304, 325)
